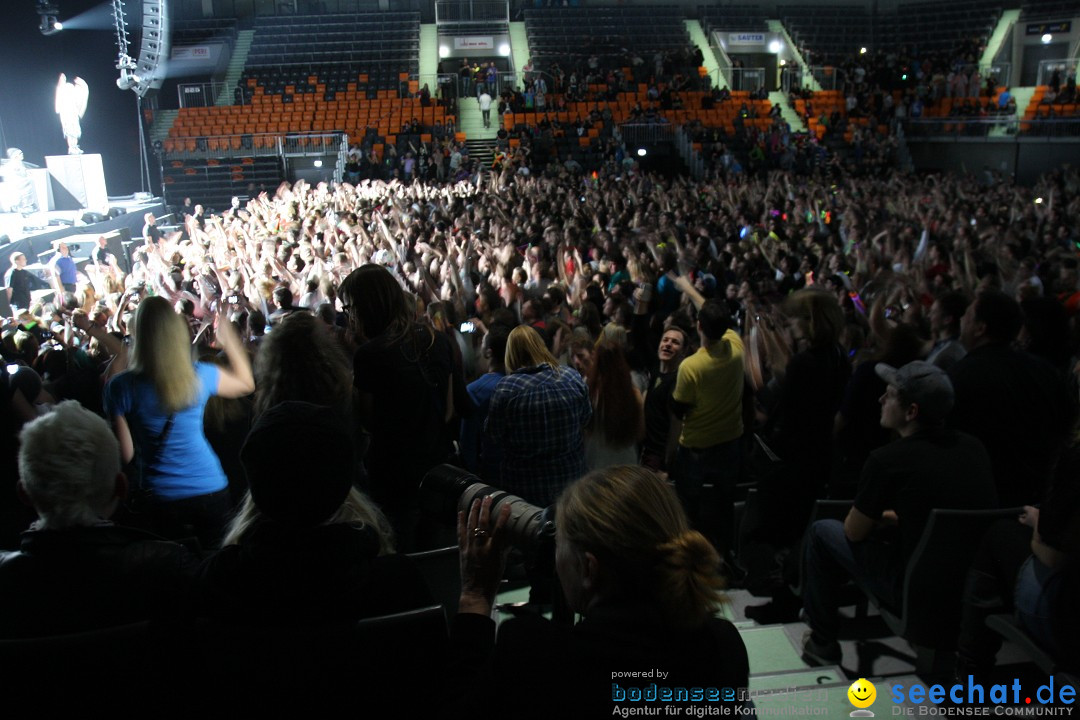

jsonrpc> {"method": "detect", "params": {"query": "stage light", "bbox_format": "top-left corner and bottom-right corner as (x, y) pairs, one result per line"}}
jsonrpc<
(39, 14), (62, 35)
(768, 40), (782, 54)
(36, 0), (62, 35)
(637, 148), (646, 157)
(116, 69), (141, 90)
(439, 45), (450, 58)
(498, 44), (511, 56)
(1042, 33), (1052, 44)
(860, 47), (867, 54)
(779, 59), (786, 66)
(314, 159), (323, 167)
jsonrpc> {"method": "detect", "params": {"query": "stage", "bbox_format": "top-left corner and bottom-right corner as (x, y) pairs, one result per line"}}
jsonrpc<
(0, 194), (166, 315)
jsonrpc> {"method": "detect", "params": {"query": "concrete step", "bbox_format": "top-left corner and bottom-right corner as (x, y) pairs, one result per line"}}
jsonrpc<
(509, 21), (530, 75)
(149, 108), (179, 143)
(768, 19), (820, 92)
(686, 19), (725, 90)
(769, 90), (807, 132)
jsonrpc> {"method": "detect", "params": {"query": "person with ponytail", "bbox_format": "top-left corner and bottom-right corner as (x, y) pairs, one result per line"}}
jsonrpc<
(453, 465), (749, 717)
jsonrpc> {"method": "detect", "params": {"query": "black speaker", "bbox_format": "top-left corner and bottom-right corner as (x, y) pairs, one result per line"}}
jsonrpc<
(108, 207), (127, 218)
(134, 0), (170, 96)
(81, 212), (108, 224)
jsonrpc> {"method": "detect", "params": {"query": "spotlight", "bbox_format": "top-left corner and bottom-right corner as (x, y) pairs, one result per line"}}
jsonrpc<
(860, 47), (867, 54)
(39, 14), (62, 35)
(498, 43), (511, 57)
(636, 148), (646, 157)
(314, 159), (323, 168)
(36, 1), (62, 35)
(439, 45), (449, 58)
(1041, 33), (1052, 44)
(768, 40), (782, 54)
(779, 59), (786, 66)
(116, 69), (141, 90)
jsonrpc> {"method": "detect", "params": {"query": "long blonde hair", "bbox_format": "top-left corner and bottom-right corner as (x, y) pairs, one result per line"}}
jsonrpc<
(222, 487), (396, 554)
(129, 296), (198, 412)
(505, 324), (559, 372)
(557, 465), (725, 629)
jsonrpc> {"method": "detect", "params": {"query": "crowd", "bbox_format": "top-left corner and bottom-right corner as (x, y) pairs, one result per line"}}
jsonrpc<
(2, 152), (1079, 704)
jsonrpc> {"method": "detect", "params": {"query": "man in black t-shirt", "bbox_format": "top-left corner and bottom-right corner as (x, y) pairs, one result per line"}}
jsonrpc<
(4, 252), (49, 313)
(640, 326), (689, 472)
(92, 235), (111, 266)
(142, 212), (162, 246)
(800, 361), (996, 665)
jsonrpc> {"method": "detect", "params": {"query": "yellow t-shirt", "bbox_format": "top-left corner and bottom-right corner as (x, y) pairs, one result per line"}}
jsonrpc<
(672, 329), (745, 448)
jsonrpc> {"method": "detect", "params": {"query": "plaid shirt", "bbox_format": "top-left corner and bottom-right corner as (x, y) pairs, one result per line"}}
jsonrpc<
(485, 364), (591, 507)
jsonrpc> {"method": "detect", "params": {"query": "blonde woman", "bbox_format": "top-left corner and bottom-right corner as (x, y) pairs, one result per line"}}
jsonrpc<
(104, 296), (254, 548)
(456, 466), (750, 717)
(485, 325), (591, 507)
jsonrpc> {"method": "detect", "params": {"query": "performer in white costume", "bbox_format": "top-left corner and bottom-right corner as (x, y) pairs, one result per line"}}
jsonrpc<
(55, 73), (89, 155)
(0, 148), (39, 213)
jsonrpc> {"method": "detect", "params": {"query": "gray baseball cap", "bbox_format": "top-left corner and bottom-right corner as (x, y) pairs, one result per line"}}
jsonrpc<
(875, 360), (955, 424)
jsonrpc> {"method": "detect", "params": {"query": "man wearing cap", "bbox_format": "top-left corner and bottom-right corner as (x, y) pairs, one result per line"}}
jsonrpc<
(800, 361), (996, 665)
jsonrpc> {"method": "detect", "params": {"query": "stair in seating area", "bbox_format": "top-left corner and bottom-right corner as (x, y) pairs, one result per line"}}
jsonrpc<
(217, 29), (255, 106)
(149, 109), (180, 144)
(769, 90), (807, 132)
(466, 138), (497, 169)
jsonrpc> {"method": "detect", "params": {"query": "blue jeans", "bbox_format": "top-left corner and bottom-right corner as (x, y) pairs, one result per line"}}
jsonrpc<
(1016, 555), (1062, 659)
(802, 519), (903, 641)
(672, 439), (741, 554)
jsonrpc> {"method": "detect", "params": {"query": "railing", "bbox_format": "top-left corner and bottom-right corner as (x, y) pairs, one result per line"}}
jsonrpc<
(1037, 59), (1079, 88)
(333, 133), (348, 183)
(808, 66), (843, 91)
(178, 82), (231, 109)
(619, 122), (676, 144)
(163, 132), (348, 160)
(982, 62), (1012, 90)
(674, 126), (704, 179)
(435, 0), (509, 24)
(409, 72), (460, 101)
(709, 32), (732, 89)
(1019, 117), (1080, 138)
(902, 117), (1019, 139)
(728, 67), (766, 93)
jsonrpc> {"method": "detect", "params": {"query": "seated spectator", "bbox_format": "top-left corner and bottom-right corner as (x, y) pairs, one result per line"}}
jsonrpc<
(197, 401), (431, 623)
(801, 361), (996, 665)
(453, 465), (750, 718)
(0, 401), (197, 638)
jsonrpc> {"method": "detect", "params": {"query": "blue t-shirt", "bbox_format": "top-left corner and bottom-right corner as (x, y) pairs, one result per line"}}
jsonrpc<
(53, 255), (77, 285)
(104, 362), (227, 500)
(460, 371), (504, 476)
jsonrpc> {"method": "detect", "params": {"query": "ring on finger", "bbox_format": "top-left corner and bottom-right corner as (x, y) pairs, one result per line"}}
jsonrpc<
(473, 527), (489, 539)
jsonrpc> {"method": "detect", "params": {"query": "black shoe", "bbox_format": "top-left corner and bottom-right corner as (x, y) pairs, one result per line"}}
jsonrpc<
(801, 631), (842, 666)
(744, 588), (802, 624)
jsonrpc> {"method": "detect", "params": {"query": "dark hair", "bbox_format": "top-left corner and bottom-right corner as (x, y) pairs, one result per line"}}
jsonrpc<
(935, 291), (969, 334)
(696, 299), (731, 340)
(586, 341), (641, 447)
(484, 323), (512, 370)
(273, 286), (293, 309)
(339, 264), (410, 342)
(254, 313), (353, 418)
(974, 290), (1023, 344)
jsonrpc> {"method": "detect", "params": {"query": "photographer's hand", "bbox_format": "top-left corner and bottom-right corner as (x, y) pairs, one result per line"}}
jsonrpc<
(457, 496), (511, 617)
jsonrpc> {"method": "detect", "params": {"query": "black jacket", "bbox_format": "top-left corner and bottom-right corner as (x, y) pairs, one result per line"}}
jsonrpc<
(0, 523), (198, 638)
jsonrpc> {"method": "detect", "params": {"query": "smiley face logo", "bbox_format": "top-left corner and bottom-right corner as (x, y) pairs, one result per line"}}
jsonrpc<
(848, 678), (877, 712)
